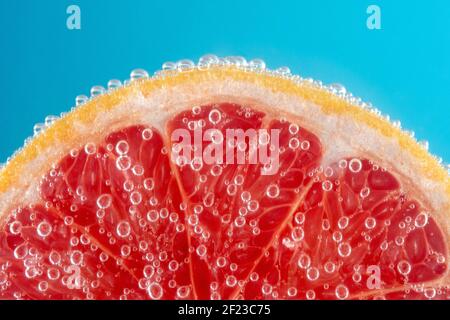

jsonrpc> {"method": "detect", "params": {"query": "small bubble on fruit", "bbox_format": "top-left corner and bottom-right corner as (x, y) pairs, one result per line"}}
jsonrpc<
(96, 194), (112, 209)
(414, 212), (429, 228)
(322, 180), (333, 191)
(338, 242), (352, 257)
(208, 109), (222, 124)
(297, 253), (311, 269)
(196, 245), (207, 257)
(349, 158), (362, 173)
(364, 217), (376, 229)
(115, 140), (129, 155)
(397, 260), (411, 275)
(291, 226), (304, 241)
(147, 282), (163, 300)
(306, 267), (320, 281)
(142, 128), (153, 140)
(266, 184), (280, 198)
(116, 221), (131, 238)
(84, 142), (96, 155)
(37, 221), (52, 238)
(9, 221), (22, 235)
(335, 284), (349, 300)
(116, 156), (131, 171)
(226, 275), (237, 287)
(300, 140), (310, 150)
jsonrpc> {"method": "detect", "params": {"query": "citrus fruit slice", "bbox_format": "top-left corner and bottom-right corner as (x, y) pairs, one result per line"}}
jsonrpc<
(0, 55), (449, 300)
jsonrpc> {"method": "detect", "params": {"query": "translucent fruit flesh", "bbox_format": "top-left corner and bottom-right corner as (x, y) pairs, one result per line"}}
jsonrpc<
(0, 103), (447, 300)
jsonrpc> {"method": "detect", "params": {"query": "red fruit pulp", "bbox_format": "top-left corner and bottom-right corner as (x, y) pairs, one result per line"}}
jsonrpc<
(0, 103), (447, 300)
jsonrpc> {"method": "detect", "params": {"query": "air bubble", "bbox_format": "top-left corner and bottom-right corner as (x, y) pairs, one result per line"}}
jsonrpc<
(262, 283), (273, 295)
(306, 267), (320, 281)
(14, 244), (28, 260)
(338, 159), (347, 168)
(9, 221), (22, 235)
(116, 221), (131, 238)
(177, 59), (195, 71)
(226, 275), (237, 287)
(287, 287), (297, 297)
(324, 261), (336, 273)
(203, 192), (215, 208)
(130, 68), (149, 80)
(142, 128), (153, 140)
(96, 194), (112, 209)
(168, 260), (179, 271)
(297, 253), (311, 269)
(349, 158), (362, 173)
(241, 191), (251, 202)
(116, 156), (131, 171)
(196, 245), (207, 257)
(249, 272), (259, 282)
(216, 257), (227, 268)
(289, 138), (300, 150)
(397, 260), (411, 275)
(47, 268), (60, 281)
(162, 61), (177, 71)
(249, 58), (266, 70)
(84, 142), (97, 155)
(266, 184), (280, 198)
(143, 178), (155, 191)
(294, 212), (305, 224)
(143, 265), (155, 278)
(338, 217), (349, 229)
(49, 250), (61, 265)
(332, 231), (342, 242)
(107, 79), (122, 90)
(322, 180), (333, 191)
(38, 281), (49, 292)
(291, 226), (304, 241)
(247, 200), (259, 212)
(335, 284), (349, 300)
(364, 217), (376, 229)
(75, 95), (88, 106)
(132, 164), (144, 176)
(115, 140), (129, 155)
(329, 83), (347, 95)
(70, 250), (83, 265)
(130, 191), (142, 205)
(338, 242), (352, 257)
(424, 288), (436, 299)
(121, 245), (131, 257)
(414, 212), (429, 228)
(208, 109), (222, 125)
(306, 290), (316, 300)
(37, 221), (52, 238)
(360, 187), (370, 198)
(90, 85), (106, 97)
(147, 282), (163, 300)
(300, 140), (310, 150)
(190, 157), (203, 171)
(177, 286), (190, 299)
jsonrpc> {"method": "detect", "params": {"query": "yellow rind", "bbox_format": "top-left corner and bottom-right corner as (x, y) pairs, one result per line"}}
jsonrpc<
(0, 66), (449, 201)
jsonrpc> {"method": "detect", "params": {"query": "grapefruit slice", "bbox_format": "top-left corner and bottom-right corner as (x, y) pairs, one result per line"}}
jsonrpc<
(0, 55), (449, 300)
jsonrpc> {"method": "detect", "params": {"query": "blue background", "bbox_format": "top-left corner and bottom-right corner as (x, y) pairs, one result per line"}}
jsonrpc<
(0, 0), (449, 164)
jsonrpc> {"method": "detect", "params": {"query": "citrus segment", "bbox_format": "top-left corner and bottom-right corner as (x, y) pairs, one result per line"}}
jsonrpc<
(241, 157), (447, 299)
(1, 126), (192, 299)
(166, 103), (322, 299)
